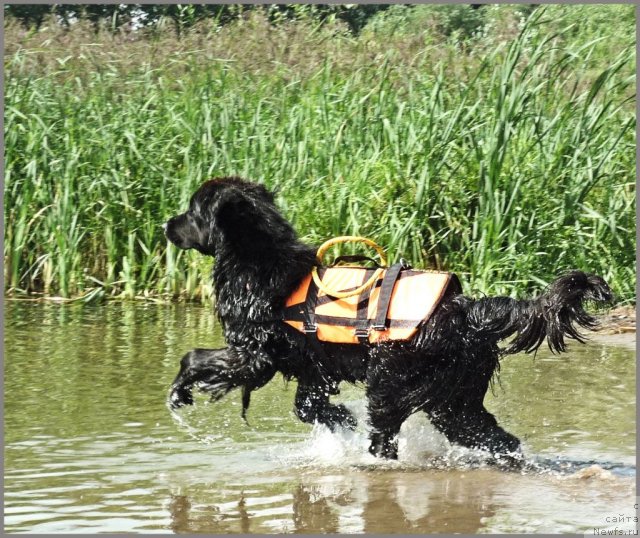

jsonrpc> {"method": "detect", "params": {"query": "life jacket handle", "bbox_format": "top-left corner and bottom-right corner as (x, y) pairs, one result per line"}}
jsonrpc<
(315, 236), (388, 267)
(311, 236), (387, 299)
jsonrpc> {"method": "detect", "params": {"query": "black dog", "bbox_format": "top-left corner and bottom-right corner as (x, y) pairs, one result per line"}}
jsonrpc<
(164, 177), (612, 459)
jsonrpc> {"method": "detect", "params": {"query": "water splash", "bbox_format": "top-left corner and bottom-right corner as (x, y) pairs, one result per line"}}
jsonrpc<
(169, 396), (636, 478)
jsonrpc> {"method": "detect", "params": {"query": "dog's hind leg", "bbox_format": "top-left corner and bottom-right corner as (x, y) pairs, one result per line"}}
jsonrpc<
(426, 403), (521, 457)
(366, 386), (520, 460)
(294, 383), (357, 432)
(168, 347), (276, 410)
(423, 351), (522, 459)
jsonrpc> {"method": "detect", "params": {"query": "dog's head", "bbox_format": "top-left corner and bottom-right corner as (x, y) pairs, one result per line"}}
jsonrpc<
(164, 177), (296, 259)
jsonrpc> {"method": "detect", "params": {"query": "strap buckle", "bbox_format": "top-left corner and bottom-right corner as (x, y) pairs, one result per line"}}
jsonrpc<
(354, 327), (369, 338)
(354, 327), (370, 343)
(303, 323), (318, 334)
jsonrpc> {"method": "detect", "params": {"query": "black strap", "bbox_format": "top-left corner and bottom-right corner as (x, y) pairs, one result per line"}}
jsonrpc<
(284, 311), (422, 328)
(372, 261), (406, 331)
(302, 268), (322, 333)
(354, 269), (377, 344)
(301, 268), (333, 386)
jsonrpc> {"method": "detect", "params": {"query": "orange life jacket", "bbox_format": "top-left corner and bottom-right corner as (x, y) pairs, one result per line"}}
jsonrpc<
(283, 266), (461, 344)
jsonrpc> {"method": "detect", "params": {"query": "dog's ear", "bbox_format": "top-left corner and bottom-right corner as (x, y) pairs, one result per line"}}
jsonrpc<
(213, 187), (293, 258)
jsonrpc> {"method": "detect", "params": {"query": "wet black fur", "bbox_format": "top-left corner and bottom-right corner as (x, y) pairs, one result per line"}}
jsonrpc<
(165, 177), (613, 460)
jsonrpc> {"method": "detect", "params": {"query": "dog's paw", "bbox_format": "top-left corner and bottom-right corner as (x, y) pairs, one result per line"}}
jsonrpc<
(368, 431), (399, 459)
(336, 404), (358, 431)
(489, 448), (525, 470)
(168, 385), (194, 409)
(325, 404), (357, 432)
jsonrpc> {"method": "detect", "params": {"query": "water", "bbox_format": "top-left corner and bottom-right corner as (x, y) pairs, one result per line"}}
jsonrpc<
(4, 302), (636, 534)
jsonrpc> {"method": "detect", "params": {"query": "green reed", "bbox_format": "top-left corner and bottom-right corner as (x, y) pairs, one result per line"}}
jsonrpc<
(4, 5), (636, 303)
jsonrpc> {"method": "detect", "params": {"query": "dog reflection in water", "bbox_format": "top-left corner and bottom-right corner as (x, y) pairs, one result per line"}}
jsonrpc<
(166, 473), (500, 533)
(164, 177), (612, 460)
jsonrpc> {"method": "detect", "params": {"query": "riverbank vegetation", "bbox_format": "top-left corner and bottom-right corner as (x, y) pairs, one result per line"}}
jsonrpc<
(4, 4), (635, 304)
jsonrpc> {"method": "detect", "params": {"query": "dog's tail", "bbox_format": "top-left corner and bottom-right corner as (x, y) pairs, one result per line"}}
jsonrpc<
(467, 271), (613, 355)
(168, 347), (277, 413)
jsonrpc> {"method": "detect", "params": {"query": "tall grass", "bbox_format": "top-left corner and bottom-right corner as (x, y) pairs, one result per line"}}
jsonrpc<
(4, 5), (636, 303)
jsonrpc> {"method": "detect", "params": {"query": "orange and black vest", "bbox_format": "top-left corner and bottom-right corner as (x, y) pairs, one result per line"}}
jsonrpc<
(283, 264), (461, 344)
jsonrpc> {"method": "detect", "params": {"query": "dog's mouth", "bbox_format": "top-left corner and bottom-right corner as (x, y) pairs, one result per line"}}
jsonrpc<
(164, 220), (216, 257)
(164, 222), (189, 249)
(164, 213), (202, 250)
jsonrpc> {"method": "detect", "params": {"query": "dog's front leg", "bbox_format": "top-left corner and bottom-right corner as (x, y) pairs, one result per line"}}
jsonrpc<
(366, 401), (406, 460)
(365, 354), (413, 459)
(168, 347), (276, 409)
(294, 383), (356, 432)
(366, 378), (409, 459)
(168, 348), (228, 408)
